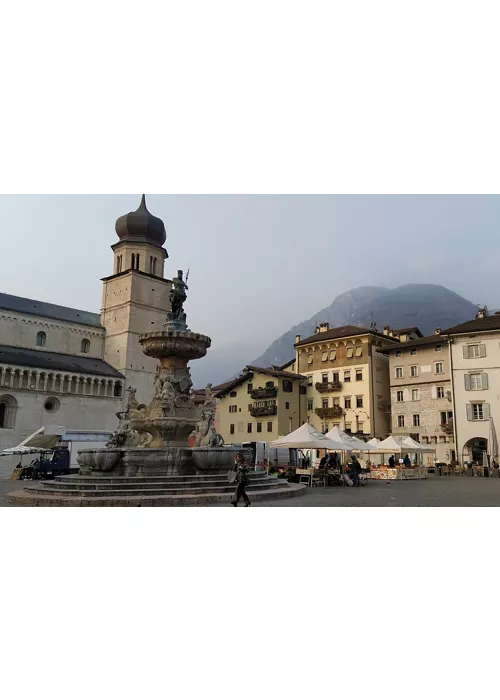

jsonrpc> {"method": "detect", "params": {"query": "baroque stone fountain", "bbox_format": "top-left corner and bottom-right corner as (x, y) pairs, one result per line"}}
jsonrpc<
(76, 270), (237, 477)
(8, 270), (305, 504)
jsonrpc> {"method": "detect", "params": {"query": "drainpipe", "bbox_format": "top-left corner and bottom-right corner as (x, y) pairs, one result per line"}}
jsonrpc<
(369, 340), (376, 438)
(447, 336), (459, 464)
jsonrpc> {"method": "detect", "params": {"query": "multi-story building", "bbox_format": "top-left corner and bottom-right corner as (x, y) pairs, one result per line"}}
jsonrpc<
(381, 330), (455, 464)
(443, 308), (500, 466)
(215, 365), (307, 443)
(294, 323), (399, 438)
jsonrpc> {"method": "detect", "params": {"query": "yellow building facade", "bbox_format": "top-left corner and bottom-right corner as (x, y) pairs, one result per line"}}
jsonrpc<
(215, 365), (307, 443)
(295, 324), (399, 438)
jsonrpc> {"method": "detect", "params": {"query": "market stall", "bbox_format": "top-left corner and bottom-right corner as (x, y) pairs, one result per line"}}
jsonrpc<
(367, 435), (435, 480)
(270, 423), (346, 486)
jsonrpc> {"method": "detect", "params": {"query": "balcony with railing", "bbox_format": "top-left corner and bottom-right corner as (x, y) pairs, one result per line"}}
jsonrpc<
(315, 405), (344, 420)
(250, 386), (278, 400)
(250, 405), (278, 417)
(315, 381), (342, 393)
(440, 420), (454, 435)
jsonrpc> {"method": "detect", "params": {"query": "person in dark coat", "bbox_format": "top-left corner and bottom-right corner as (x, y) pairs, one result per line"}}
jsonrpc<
(403, 454), (411, 468)
(351, 454), (362, 486)
(231, 452), (251, 507)
(388, 455), (396, 469)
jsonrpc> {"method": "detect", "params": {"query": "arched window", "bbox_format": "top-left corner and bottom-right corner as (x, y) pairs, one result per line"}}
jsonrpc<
(117, 255), (122, 273)
(152, 258), (157, 276)
(114, 381), (123, 398)
(81, 339), (90, 354)
(131, 254), (136, 269)
(150, 256), (154, 274)
(136, 254), (140, 270)
(0, 395), (17, 429)
(36, 331), (46, 347)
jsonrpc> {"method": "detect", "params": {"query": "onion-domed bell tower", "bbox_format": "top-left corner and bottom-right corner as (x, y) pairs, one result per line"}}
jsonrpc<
(101, 195), (172, 405)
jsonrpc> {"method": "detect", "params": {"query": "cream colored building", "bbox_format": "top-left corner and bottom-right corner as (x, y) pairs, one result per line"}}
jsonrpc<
(215, 365), (307, 443)
(381, 331), (455, 464)
(443, 309), (500, 466)
(0, 195), (174, 474)
(294, 323), (399, 438)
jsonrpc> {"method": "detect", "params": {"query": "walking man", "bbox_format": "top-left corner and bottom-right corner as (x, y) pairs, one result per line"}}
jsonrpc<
(231, 452), (251, 507)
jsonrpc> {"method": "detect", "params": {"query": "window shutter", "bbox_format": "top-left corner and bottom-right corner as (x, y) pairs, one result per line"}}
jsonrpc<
(463, 346), (469, 359)
(431, 385), (437, 399)
(464, 374), (471, 391)
(482, 373), (489, 390)
(479, 344), (487, 358)
(466, 404), (473, 421)
(483, 403), (491, 420)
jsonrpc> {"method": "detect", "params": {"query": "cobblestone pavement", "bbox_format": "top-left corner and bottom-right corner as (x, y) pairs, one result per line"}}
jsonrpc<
(3, 476), (500, 507)
(223, 475), (500, 507)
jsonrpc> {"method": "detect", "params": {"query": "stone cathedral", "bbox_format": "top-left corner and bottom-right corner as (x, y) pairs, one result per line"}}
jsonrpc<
(0, 196), (171, 467)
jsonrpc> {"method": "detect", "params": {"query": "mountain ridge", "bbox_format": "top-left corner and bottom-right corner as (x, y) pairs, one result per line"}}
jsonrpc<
(249, 284), (479, 369)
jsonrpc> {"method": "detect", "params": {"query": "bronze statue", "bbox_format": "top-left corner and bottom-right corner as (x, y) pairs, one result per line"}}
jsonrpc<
(170, 270), (188, 321)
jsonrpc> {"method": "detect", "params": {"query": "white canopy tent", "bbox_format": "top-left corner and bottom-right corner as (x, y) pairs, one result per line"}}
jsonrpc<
(0, 426), (66, 458)
(402, 436), (434, 453)
(325, 426), (381, 453)
(269, 423), (346, 451)
(377, 435), (410, 452)
(366, 437), (381, 448)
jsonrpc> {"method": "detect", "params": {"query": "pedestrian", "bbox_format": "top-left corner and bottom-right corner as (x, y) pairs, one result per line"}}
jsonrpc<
(403, 454), (411, 468)
(388, 455), (396, 469)
(351, 454), (362, 487)
(319, 455), (328, 469)
(230, 452), (251, 507)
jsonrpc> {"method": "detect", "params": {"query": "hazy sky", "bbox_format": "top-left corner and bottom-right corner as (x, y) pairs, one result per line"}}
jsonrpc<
(1, 195), (499, 353)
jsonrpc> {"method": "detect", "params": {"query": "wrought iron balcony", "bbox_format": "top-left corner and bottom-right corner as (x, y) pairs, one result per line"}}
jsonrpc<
(250, 405), (278, 417)
(250, 387), (278, 400)
(315, 381), (342, 393)
(315, 406), (344, 419)
(440, 421), (454, 435)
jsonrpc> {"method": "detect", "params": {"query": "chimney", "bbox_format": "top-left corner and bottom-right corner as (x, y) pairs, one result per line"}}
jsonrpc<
(319, 322), (329, 333)
(315, 326), (320, 334)
(435, 328), (442, 335)
(476, 305), (489, 319)
(383, 325), (390, 336)
(295, 334), (301, 344)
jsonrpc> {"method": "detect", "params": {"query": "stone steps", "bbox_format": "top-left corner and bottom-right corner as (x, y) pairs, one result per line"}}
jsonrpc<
(39, 475), (280, 492)
(54, 470), (268, 485)
(7, 482), (307, 507)
(25, 481), (284, 497)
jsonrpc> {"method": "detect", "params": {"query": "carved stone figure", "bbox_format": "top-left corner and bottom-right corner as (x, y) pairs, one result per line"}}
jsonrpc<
(107, 428), (141, 449)
(138, 432), (154, 448)
(154, 370), (163, 397)
(160, 378), (176, 415)
(190, 384), (224, 447)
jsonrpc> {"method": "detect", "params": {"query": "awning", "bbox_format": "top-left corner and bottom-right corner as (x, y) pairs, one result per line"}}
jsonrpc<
(402, 436), (434, 452)
(325, 426), (380, 452)
(270, 423), (346, 450)
(0, 426), (65, 457)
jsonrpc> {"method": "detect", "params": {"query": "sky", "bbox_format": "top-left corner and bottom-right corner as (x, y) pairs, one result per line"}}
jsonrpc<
(1, 194), (499, 357)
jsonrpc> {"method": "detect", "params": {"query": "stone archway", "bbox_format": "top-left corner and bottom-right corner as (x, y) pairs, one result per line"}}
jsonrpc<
(462, 437), (488, 465)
